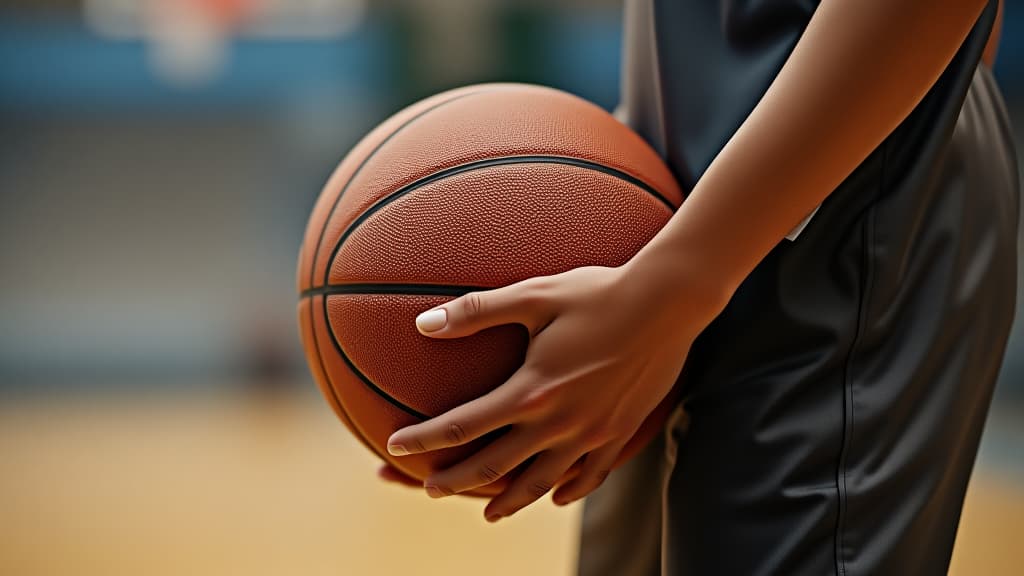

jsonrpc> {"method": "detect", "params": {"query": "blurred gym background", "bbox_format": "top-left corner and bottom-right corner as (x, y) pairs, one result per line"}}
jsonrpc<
(0, 1), (1021, 574)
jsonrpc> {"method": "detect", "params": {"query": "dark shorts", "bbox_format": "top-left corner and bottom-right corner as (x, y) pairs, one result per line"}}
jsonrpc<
(576, 64), (1020, 576)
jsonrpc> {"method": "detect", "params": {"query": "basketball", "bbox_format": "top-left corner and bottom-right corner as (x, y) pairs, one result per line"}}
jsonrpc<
(296, 83), (685, 497)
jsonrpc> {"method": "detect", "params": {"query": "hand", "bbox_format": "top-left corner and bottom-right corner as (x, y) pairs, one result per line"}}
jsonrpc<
(386, 263), (728, 522)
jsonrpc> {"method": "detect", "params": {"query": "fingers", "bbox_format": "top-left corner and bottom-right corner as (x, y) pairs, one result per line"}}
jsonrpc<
(423, 427), (545, 497)
(414, 278), (551, 339)
(551, 440), (627, 506)
(484, 448), (578, 522)
(377, 464), (422, 489)
(387, 368), (531, 456)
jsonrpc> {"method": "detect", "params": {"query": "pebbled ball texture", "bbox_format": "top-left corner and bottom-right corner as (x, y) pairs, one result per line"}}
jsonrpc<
(297, 83), (686, 497)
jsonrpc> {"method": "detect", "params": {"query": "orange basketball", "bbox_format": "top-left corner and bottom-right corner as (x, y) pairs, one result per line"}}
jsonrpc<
(296, 83), (685, 497)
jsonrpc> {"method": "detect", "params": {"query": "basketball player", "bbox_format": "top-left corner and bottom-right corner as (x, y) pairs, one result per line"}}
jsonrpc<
(382, 0), (1020, 573)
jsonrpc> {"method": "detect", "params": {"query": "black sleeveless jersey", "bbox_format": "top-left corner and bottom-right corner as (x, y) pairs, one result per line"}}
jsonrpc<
(617, 0), (1009, 240)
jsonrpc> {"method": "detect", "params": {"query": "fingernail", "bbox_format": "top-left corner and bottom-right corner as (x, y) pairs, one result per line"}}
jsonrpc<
(425, 484), (446, 498)
(416, 308), (447, 332)
(485, 513), (502, 523)
(387, 444), (408, 456)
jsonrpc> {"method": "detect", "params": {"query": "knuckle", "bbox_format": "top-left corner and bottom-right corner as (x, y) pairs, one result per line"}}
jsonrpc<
(461, 292), (484, 319)
(517, 387), (554, 416)
(478, 464), (502, 483)
(518, 277), (550, 308)
(582, 423), (615, 447)
(527, 480), (554, 499)
(520, 392), (572, 425)
(445, 422), (467, 445)
(543, 414), (578, 440)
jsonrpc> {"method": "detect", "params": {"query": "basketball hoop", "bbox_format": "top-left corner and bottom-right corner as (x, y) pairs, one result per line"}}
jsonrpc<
(83, 0), (366, 88)
(146, 0), (251, 87)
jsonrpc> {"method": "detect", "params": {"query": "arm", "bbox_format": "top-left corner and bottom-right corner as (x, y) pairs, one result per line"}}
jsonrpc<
(626, 0), (991, 305)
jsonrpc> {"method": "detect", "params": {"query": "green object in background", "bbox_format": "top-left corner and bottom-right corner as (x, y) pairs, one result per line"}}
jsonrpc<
(496, 5), (552, 87)
(381, 5), (554, 106)
(381, 8), (424, 108)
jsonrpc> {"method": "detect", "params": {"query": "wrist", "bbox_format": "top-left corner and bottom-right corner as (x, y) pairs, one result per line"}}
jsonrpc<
(616, 242), (737, 331)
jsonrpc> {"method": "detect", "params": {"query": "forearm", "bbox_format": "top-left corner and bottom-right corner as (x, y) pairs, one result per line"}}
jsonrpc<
(626, 0), (989, 310)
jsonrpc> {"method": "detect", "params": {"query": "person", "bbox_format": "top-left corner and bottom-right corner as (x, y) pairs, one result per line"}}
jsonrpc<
(381, 0), (1020, 573)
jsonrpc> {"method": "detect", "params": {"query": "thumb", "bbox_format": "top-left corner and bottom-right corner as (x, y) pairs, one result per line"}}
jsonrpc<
(414, 282), (544, 339)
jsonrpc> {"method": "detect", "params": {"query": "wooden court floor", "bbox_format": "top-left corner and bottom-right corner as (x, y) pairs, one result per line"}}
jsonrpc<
(0, 388), (1020, 575)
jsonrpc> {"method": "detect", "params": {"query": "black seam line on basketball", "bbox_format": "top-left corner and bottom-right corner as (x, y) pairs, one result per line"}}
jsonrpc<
(304, 88), (498, 429)
(316, 280), (484, 420)
(303, 302), (390, 463)
(308, 282), (482, 421)
(307, 87), (497, 289)
(301, 283), (489, 299)
(321, 155), (676, 288)
(332, 332), (431, 421)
